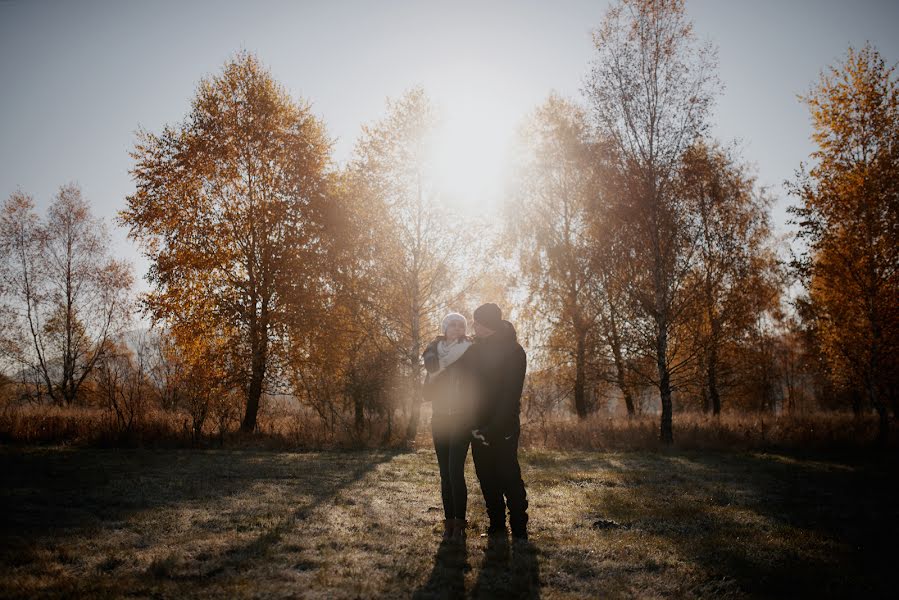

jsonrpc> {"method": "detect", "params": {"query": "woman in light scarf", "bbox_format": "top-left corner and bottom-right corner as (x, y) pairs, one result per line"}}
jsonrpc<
(422, 312), (474, 540)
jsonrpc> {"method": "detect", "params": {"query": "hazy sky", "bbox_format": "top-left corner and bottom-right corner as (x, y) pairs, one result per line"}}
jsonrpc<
(2, 0), (897, 291)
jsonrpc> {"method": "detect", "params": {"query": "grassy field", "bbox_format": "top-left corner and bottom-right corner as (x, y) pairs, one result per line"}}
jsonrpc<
(1, 444), (896, 599)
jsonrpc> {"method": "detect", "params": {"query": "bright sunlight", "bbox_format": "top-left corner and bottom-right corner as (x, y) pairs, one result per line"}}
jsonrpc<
(430, 87), (518, 214)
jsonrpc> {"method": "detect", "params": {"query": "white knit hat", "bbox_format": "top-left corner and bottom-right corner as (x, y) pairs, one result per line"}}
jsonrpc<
(441, 312), (467, 335)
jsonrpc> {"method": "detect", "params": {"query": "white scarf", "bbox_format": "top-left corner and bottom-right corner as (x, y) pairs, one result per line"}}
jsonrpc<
(433, 338), (472, 376)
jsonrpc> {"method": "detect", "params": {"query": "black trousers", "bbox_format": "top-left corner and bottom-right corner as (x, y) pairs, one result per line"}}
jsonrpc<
(471, 431), (528, 534)
(432, 418), (471, 520)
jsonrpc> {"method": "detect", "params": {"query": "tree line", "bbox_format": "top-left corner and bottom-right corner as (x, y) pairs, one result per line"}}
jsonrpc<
(1, 0), (895, 445)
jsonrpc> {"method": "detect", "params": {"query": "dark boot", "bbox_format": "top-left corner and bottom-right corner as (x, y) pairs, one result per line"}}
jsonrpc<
(442, 519), (454, 539)
(482, 522), (507, 538)
(452, 518), (467, 539)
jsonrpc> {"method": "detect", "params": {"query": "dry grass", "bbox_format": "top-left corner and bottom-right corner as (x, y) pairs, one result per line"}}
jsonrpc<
(0, 404), (405, 450)
(521, 411), (893, 452)
(1, 444), (895, 598)
(1, 403), (891, 452)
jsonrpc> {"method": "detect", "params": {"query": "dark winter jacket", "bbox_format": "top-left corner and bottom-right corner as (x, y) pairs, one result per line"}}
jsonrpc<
(451, 321), (527, 443)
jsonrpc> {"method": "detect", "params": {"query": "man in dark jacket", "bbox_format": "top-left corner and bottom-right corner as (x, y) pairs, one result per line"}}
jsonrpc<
(461, 302), (529, 540)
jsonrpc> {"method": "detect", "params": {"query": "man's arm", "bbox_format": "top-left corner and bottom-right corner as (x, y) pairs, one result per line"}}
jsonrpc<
(481, 346), (527, 441)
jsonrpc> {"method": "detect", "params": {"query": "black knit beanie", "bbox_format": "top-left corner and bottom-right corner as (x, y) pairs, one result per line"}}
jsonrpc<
(473, 303), (503, 332)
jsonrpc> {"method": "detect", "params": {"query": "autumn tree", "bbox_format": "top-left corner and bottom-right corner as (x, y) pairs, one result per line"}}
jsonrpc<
(348, 88), (481, 439)
(789, 43), (899, 443)
(120, 51), (335, 432)
(679, 140), (779, 414)
(286, 294), (399, 442)
(284, 175), (400, 442)
(591, 229), (641, 417)
(507, 94), (606, 418)
(0, 185), (133, 405)
(585, 0), (719, 442)
(173, 326), (243, 441)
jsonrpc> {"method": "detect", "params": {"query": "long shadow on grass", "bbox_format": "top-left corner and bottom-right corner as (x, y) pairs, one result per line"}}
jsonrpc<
(0, 446), (400, 591)
(575, 450), (898, 598)
(412, 539), (469, 600)
(411, 536), (540, 600)
(471, 537), (540, 599)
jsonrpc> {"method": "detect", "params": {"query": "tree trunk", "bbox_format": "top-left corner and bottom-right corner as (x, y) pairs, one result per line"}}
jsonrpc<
(574, 330), (588, 418)
(649, 176), (673, 444)
(607, 304), (635, 416)
(657, 326), (673, 445)
(354, 394), (365, 433)
(614, 356), (636, 417)
(707, 343), (721, 415)
(240, 316), (268, 432)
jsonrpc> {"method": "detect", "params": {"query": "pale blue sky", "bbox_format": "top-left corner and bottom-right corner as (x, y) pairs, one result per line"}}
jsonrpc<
(1, 0), (897, 291)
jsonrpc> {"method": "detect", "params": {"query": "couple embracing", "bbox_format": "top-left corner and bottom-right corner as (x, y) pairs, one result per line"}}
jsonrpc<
(422, 303), (529, 542)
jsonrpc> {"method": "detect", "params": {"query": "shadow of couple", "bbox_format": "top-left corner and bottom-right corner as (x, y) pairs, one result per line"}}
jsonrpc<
(413, 536), (541, 599)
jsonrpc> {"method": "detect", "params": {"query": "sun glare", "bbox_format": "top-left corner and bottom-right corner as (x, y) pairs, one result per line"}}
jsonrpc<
(430, 90), (517, 215)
